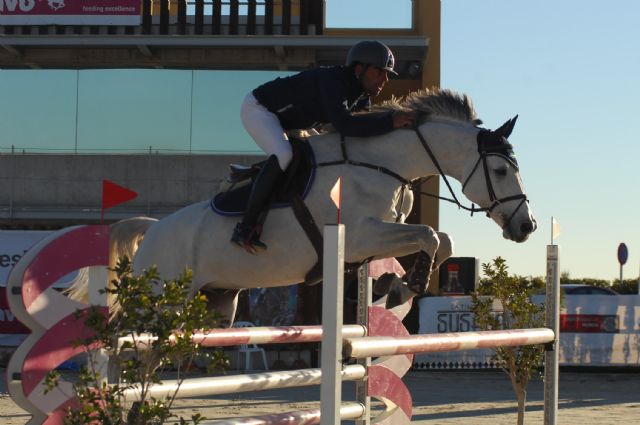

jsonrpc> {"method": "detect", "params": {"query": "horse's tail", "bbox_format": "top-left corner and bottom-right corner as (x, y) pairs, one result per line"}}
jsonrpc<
(66, 217), (157, 312)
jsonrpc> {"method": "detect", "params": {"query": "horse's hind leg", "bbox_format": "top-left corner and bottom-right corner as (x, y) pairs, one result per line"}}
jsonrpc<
(200, 288), (242, 328)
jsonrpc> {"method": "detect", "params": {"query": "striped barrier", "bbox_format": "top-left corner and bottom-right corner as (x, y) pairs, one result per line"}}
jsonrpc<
(5, 225), (411, 424)
(119, 324), (367, 349)
(6, 224), (559, 425)
(344, 328), (555, 359)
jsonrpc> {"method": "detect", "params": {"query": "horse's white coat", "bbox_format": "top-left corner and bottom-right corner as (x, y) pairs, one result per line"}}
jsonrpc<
(69, 91), (536, 319)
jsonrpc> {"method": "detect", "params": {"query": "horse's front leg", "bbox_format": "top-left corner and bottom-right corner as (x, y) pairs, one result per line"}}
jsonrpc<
(349, 220), (453, 308)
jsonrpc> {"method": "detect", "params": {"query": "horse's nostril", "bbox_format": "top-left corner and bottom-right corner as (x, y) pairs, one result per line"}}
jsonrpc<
(521, 222), (534, 233)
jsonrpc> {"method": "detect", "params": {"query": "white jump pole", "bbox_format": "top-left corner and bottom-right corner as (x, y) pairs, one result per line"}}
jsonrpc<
(544, 244), (560, 425)
(344, 328), (555, 358)
(122, 365), (366, 400)
(320, 224), (346, 425)
(208, 403), (366, 425)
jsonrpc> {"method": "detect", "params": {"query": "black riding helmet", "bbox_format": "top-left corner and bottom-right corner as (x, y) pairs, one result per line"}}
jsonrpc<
(346, 40), (398, 76)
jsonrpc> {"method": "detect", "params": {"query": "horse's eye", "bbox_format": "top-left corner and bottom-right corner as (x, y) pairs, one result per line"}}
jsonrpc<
(494, 167), (507, 177)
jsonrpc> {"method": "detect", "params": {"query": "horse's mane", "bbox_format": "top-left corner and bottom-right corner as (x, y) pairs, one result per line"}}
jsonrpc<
(372, 88), (482, 125)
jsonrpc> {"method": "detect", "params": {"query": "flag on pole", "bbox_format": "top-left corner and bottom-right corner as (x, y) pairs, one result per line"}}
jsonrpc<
(101, 179), (137, 222)
(329, 177), (342, 223)
(551, 216), (561, 243)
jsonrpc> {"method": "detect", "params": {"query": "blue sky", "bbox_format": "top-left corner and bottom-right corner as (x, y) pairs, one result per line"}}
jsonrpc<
(334, 0), (640, 281)
(1, 0), (639, 281)
(438, 0), (640, 282)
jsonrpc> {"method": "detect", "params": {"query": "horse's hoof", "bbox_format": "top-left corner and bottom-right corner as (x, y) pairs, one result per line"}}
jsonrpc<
(373, 273), (402, 296)
(385, 291), (403, 309)
(385, 279), (420, 309)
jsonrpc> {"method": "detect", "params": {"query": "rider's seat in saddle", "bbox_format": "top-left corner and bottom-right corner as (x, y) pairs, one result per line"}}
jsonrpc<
(212, 137), (328, 286)
(211, 137), (316, 216)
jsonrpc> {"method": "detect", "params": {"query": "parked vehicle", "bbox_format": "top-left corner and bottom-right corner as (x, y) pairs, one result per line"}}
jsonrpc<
(561, 284), (618, 295)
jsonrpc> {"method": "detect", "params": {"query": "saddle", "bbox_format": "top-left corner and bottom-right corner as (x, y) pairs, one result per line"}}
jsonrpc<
(211, 138), (316, 215)
(212, 138), (327, 285)
(212, 136), (371, 286)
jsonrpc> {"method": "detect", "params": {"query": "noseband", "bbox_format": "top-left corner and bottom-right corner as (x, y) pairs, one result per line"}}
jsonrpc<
(414, 126), (529, 230)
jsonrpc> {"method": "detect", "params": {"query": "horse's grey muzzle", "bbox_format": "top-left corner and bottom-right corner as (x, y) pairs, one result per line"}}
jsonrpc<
(504, 217), (536, 243)
(521, 221), (535, 234)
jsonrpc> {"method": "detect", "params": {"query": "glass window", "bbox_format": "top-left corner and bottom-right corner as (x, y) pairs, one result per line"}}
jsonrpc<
(0, 69), (293, 155)
(0, 70), (77, 152)
(325, 0), (412, 29)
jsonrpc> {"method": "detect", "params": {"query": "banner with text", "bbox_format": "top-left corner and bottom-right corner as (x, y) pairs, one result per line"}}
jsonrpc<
(416, 295), (640, 368)
(0, 230), (80, 342)
(0, 0), (141, 25)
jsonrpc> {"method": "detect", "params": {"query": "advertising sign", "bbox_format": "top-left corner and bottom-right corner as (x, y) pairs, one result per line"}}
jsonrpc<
(0, 0), (141, 25)
(438, 257), (479, 295)
(416, 295), (640, 368)
(0, 231), (51, 342)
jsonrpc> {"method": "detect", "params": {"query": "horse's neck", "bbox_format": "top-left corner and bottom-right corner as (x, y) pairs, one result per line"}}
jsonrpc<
(414, 120), (480, 182)
(310, 120), (478, 183)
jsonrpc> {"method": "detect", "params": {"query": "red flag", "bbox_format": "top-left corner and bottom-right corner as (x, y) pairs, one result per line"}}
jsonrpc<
(102, 180), (137, 211)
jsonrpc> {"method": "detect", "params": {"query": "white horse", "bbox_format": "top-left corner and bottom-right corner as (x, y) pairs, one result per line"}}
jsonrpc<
(69, 88), (536, 321)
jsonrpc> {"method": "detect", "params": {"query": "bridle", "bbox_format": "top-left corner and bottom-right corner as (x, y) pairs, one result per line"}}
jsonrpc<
(316, 116), (530, 230)
(413, 124), (530, 230)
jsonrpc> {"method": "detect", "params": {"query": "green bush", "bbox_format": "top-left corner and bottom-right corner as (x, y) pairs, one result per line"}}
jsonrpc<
(46, 257), (228, 425)
(471, 257), (546, 425)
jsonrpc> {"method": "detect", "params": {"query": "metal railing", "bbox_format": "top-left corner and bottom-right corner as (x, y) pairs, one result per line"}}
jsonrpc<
(0, 0), (324, 36)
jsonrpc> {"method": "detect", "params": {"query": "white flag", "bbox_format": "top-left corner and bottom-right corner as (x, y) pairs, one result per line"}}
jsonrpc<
(552, 217), (561, 241)
(330, 177), (341, 209)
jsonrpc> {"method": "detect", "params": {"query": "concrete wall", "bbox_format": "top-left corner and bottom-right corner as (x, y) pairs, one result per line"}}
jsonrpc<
(0, 153), (264, 228)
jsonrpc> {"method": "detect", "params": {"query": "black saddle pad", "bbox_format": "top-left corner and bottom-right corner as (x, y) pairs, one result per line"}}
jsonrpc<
(210, 138), (316, 216)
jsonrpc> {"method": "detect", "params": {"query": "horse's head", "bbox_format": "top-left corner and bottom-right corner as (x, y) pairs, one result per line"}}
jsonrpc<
(460, 116), (537, 242)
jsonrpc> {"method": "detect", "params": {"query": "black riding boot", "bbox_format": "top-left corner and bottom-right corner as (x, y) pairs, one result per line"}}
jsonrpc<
(231, 155), (283, 253)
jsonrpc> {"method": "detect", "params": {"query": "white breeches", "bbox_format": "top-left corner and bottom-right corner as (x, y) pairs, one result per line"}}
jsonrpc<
(240, 92), (292, 171)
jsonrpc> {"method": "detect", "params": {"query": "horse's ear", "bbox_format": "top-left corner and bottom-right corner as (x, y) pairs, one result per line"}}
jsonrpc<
(495, 115), (518, 139)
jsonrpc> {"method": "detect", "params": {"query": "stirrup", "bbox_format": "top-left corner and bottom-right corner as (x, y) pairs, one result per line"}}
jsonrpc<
(231, 223), (267, 254)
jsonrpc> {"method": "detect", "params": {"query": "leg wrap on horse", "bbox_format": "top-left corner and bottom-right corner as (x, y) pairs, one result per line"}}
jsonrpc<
(403, 250), (432, 294)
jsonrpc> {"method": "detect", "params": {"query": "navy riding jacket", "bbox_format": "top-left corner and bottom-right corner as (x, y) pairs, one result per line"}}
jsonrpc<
(252, 66), (394, 137)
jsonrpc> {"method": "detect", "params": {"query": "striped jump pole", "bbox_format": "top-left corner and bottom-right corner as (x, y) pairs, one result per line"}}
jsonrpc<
(118, 324), (366, 349)
(344, 328), (555, 359)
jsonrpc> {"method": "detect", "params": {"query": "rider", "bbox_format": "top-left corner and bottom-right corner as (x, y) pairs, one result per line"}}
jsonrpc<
(231, 40), (416, 253)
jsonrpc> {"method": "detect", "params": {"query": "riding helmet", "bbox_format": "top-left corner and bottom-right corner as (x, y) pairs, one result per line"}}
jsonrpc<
(346, 40), (398, 75)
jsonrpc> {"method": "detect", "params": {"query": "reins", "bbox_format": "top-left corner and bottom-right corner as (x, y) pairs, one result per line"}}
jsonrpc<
(317, 135), (414, 223)
(410, 121), (487, 216)
(317, 135), (413, 187)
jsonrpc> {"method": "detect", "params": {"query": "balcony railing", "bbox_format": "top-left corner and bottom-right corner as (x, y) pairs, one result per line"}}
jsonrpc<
(0, 0), (324, 36)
